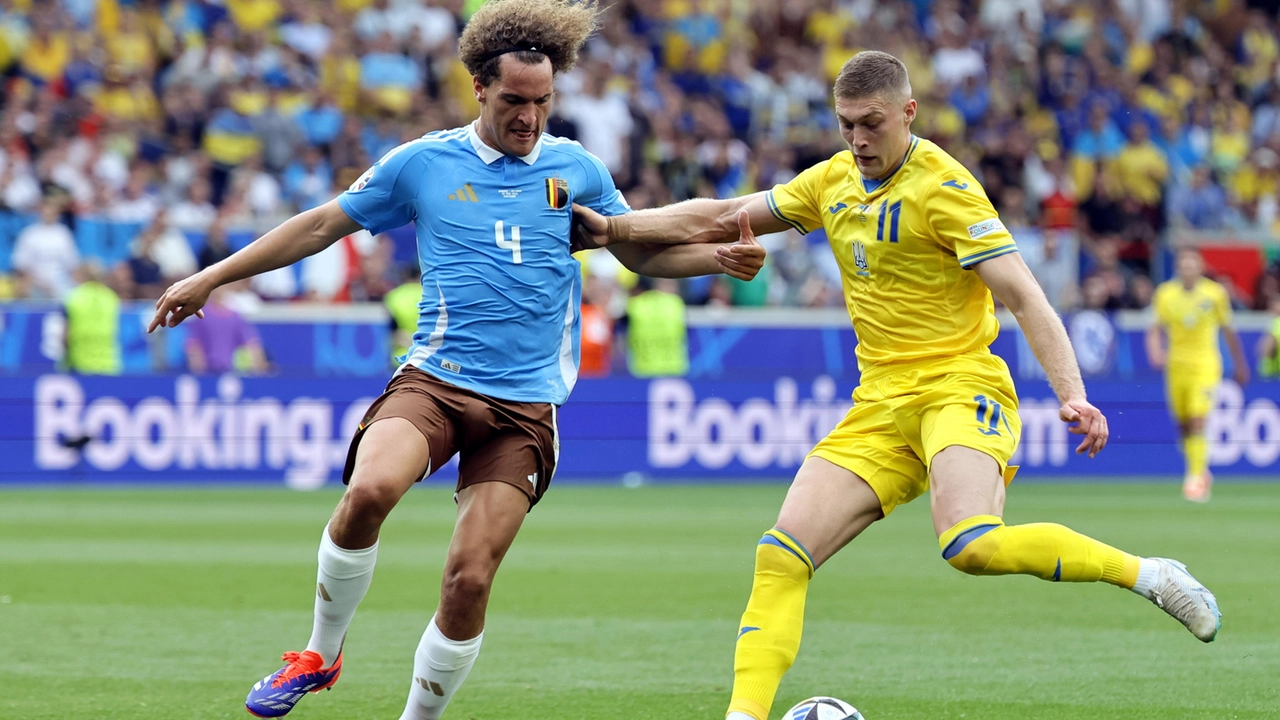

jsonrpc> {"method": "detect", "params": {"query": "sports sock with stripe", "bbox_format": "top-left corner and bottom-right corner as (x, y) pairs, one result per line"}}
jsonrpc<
(727, 529), (814, 720)
(305, 524), (378, 666)
(939, 514), (1141, 588)
(399, 615), (483, 720)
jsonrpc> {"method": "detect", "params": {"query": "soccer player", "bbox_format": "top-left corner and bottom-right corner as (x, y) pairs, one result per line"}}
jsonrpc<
(1146, 248), (1249, 502)
(575, 51), (1221, 720)
(147, 2), (765, 717)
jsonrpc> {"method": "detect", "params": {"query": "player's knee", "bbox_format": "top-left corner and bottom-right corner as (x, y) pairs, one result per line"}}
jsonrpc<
(441, 562), (495, 606)
(939, 517), (1004, 575)
(340, 479), (402, 524)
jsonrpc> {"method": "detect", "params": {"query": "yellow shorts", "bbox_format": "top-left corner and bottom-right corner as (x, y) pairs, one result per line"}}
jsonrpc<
(809, 353), (1021, 517)
(1166, 367), (1221, 422)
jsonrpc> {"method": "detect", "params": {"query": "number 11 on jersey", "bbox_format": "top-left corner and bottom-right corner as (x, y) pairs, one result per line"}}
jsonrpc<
(495, 220), (522, 264)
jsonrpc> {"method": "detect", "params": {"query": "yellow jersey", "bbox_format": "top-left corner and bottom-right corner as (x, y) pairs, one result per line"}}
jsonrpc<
(768, 136), (1017, 377)
(1152, 278), (1232, 375)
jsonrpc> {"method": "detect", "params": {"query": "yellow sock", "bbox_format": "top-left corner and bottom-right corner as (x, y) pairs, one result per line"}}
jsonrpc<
(727, 529), (814, 720)
(939, 515), (1141, 589)
(1185, 434), (1208, 477)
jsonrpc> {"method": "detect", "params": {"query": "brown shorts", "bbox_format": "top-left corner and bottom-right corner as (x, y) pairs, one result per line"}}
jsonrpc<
(342, 366), (559, 506)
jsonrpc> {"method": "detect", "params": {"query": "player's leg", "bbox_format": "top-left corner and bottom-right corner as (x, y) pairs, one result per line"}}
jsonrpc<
(929, 439), (1220, 641)
(246, 416), (433, 718)
(726, 456), (886, 720)
(399, 480), (529, 720)
(401, 398), (555, 720)
(930, 444), (1143, 585)
(1180, 373), (1218, 502)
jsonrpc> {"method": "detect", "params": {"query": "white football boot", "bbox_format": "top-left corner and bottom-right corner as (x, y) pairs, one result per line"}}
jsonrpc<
(1143, 557), (1221, 642)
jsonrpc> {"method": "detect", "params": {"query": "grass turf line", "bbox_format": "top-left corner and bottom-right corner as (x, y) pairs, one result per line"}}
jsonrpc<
(1, 483), (1277, 719)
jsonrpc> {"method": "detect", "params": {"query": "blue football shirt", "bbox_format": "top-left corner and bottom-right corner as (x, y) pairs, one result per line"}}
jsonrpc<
(338, 122), (631, 405)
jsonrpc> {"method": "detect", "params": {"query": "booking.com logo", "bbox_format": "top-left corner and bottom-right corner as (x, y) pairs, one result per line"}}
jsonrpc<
(33, 375), (375, 489)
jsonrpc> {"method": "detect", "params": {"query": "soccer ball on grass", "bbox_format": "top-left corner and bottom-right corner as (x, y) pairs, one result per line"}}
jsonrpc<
(784, 695), (866, 720)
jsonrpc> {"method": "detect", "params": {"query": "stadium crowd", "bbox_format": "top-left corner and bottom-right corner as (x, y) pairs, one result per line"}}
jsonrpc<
(1, 0), (1280, 314)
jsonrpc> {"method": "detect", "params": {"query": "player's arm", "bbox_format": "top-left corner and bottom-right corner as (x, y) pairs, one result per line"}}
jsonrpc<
(1145, 321), (1167, 370)
(575, 192), (791, 248)
(149, 200), (361, 331)
(1224, 324), (1249, 385)
(974, 252), (1108, 457)
(607, 209), (766, 279)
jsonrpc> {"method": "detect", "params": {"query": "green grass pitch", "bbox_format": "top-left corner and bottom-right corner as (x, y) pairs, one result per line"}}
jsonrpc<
(1, 482), (1278, 719)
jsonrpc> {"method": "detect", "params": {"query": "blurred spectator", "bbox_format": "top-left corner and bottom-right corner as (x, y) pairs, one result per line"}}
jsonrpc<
(579, 274), (616, 378)
(1169, 166), (1229, 230)
(184, 286), (268, 375)
(561, 63), (634, 177)
(283, 146), (333, 211)
(624, 277), (689, 378)
(12, 197), (78, 299)
(132, 212), (199, 285)
(169, 177), (218, 232)
(1115, 120), (1169, 215)
(199, 216), (236, 270)
(62, 262), (121, 376)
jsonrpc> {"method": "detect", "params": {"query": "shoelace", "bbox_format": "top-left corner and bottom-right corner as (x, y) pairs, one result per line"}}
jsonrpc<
(1155, 575), (1201, 623)
(271, 651), (323, 688)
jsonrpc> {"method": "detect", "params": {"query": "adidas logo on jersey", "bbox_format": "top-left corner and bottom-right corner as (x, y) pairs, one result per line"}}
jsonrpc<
(448, 184), (479, 201)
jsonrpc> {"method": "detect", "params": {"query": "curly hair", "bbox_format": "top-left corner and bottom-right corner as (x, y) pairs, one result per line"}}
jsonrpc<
(459, 0), (601, 86)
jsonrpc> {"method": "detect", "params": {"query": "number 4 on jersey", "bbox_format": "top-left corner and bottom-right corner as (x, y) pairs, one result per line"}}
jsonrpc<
(495, 220), (522, 264)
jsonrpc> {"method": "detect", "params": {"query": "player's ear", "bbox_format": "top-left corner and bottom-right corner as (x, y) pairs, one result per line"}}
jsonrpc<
(473, 75), (486, 104)
(903, 98), (917, 125)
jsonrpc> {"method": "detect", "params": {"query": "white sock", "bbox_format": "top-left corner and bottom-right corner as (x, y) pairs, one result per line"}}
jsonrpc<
(398, 615), (483, 720)
(1131, 557), (1161, 598)
(304, 524), (378, 666)
(726, 713), (760, 720)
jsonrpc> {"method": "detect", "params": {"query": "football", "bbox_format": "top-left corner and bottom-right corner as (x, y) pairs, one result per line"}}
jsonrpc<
(784, 696), (866, 720)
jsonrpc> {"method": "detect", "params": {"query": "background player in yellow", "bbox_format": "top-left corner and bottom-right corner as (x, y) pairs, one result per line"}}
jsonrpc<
(1146, 248), (1249, 502)
(574, 50), (1222, 720)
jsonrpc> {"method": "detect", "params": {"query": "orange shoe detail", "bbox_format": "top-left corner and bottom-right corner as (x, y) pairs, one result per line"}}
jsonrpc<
(271, 650), (342, 691)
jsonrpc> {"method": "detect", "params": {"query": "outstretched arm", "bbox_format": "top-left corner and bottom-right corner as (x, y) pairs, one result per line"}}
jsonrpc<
(149, 200), (361, 331)
(974, 251), (1109, 457)
(576, 192), (791, 247)
(607, 210), (766, 279)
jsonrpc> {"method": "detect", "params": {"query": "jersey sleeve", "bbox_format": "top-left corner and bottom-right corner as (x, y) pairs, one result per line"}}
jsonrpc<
(767, 159), (830, 234)
(927, 175), (1018, 269)
(337, 141), (426, 235)
(577, 150), (632, 216)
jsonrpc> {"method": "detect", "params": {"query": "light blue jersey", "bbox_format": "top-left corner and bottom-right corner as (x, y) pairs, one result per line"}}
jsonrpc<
(338, 123), (630, 404)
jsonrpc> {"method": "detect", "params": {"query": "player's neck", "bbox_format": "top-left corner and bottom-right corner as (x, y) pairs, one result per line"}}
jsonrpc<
(1181, 277), (1199, 291)
(867, 136), (914, 181)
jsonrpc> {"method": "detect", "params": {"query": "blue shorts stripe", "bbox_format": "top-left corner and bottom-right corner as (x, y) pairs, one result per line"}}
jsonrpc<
(941, 523), (1001, 560)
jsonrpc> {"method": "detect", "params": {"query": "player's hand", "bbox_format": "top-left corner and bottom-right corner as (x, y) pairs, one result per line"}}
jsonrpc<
(570, 203), (609, 252)
(1148, 348), (1166, 370)
(1060, 398), (1108, 458)
(716, 210), (765, 281)
(148, 273), (211, 333)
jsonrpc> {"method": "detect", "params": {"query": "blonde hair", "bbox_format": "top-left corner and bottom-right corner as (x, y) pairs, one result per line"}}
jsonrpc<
(833, 50), (911, 101)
